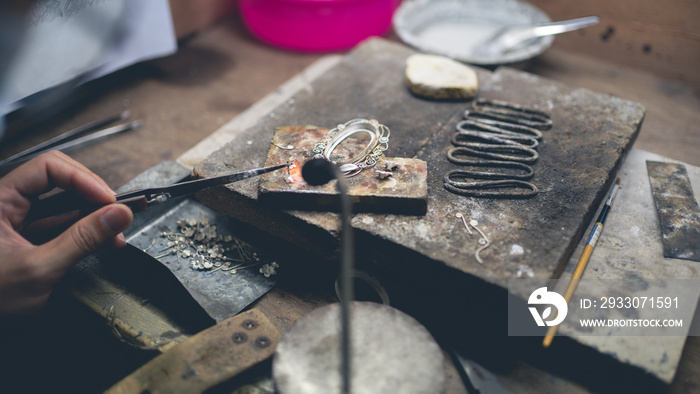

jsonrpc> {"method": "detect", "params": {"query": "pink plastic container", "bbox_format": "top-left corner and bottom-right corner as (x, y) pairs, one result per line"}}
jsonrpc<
(239, 0), (400, 52)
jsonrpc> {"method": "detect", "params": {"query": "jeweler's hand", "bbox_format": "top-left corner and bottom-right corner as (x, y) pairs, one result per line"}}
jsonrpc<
(0, 151), (133, 316)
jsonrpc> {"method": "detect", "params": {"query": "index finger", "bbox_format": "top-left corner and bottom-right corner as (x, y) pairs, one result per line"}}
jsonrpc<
(0, 151), (115, 204)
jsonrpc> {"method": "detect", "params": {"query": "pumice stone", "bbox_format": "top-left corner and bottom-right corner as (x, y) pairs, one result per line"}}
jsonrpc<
(405, 53), (479, 100)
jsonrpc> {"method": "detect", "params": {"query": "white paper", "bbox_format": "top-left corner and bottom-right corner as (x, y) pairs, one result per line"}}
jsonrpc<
(0, 0), (176, 117)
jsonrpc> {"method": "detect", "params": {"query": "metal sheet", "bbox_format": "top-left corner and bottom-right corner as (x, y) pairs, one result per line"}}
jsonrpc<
(112, 161), (279, 322)
(393, 0), (553, 65)
(67, 160), (279, 349)
(117, 162), (278, 322)
(127, 198), (279, 322)
(647, 161), (700, 262)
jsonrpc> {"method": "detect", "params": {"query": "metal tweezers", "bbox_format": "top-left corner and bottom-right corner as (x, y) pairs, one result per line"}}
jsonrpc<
(0, 111), (139, 169)
(27, 163), (291, 222)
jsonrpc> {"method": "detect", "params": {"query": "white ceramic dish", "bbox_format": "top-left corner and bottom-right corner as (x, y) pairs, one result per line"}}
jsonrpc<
(393, 0), (554, 65)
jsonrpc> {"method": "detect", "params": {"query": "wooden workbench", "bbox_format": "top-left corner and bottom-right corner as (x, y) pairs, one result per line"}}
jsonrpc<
(1, 14), (698, 393)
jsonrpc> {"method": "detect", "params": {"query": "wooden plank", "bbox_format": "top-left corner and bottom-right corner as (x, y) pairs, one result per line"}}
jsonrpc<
(190, 38), (678, 391)
(68, 266), (192, 352)
(527, 0), (700, 87)
(106, 309), (280, 394)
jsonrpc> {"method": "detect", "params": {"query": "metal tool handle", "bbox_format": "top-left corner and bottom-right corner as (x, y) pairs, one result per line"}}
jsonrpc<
(532, 16), (600, 37)
(26, 191), (148, 224)
(481, 16), (600, 57)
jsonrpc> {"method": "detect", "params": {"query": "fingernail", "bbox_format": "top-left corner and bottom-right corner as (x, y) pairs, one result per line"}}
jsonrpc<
(106, 186), (118, 200)
(101, 206), (130, 233)
(115, 233), (127, 248)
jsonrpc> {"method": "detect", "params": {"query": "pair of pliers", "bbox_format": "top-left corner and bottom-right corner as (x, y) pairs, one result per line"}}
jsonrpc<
(27, 163), (291, 222)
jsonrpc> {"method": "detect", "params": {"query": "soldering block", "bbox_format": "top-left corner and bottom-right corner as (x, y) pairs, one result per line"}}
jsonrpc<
(258, 125), (428, 215)
(405, 53), (479, 100)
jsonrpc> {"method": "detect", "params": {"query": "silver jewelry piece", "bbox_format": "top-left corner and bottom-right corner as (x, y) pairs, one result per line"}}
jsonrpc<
(375, 170), (393, 180)
(273, 142), (295, 150)
(455, 213), (472, 235)
(148, 217), (278, 277)
(469, 219), (490, 264)
(313, 118), (390, 177)
(455, 213), (491, 264)
(260, 262), (279, 277)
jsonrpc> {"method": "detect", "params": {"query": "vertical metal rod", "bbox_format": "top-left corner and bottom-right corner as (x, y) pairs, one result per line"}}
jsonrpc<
(300, 157), (354, 393)
(335, 167), (354, 394)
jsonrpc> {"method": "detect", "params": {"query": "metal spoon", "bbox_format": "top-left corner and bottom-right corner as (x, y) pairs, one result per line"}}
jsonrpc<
(473, 16), (600, 58)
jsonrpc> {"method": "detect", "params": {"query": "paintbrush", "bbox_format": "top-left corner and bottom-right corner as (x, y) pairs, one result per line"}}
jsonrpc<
(543, 177), (621, 347)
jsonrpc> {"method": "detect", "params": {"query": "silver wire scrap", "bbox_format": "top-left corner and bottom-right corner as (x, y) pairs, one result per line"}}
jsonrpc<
(455, 213), (491, 264)
(444, 99), (551, 198)
(467, 98), (553, 130)
(444, 149), (538, 198)
(149, 217), (278, 277)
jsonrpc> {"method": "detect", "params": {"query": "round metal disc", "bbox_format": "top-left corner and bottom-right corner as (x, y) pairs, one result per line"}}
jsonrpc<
(393, 0), (553, 66)
(273, 302), (445, 394)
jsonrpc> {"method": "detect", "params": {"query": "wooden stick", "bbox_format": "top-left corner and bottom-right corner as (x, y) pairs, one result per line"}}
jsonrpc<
(543, 178), (621, 347)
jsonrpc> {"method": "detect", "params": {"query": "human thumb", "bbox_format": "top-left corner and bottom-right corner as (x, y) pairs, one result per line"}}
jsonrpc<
(39, 204), (133, 273)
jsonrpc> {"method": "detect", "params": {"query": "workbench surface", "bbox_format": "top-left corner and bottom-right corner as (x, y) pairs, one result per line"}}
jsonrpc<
(1, 14), (698, 394)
